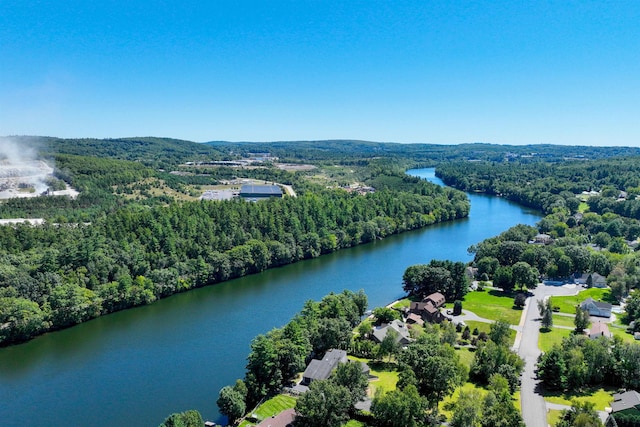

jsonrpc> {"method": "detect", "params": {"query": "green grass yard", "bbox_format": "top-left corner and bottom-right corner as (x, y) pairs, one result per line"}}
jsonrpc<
(349, 356), (399, 395)
(238, 395), (297, 427)
(551, 313), (577, 329)
(462, 289), (523, 325)
(543, 387), (615, 411)
(538, 327), (573, 352)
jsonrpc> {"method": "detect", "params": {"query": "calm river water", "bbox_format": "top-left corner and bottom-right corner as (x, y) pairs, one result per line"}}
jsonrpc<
(0, 169), (541, 426)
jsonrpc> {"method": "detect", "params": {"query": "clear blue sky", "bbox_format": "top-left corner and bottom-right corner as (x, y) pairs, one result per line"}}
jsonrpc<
(1, 1), (638, 146)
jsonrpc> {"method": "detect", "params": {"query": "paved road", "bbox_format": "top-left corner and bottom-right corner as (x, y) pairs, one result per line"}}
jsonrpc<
(517, 284), (581, 427)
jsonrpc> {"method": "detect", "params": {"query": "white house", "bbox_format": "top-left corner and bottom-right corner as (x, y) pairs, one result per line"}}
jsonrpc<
(580, 297), (612, 318)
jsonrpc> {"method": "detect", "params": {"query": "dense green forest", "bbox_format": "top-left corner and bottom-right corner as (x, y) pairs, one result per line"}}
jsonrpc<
(437, 158), (640, 216)
(0, 137), (470, 346)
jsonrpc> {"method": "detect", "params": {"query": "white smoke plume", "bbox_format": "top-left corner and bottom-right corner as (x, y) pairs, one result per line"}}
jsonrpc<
(0, 137), (53, 197)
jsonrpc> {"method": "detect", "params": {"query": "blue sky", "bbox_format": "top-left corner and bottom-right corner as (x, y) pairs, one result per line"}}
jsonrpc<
(1, 1), (638, 146)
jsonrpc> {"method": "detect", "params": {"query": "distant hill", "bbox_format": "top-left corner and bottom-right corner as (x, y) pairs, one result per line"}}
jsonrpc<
(205, 139), (640, 163)
(2, 136), (224, 168)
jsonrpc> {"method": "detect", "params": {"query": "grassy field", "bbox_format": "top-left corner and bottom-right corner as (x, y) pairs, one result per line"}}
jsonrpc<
(238, 395), (297, 427)
(456, 347), (476, 369)
(552, 288), (614, 314)
(548, 409), (563, 425)
(538, 327), (573, 352)
(343, 421), (367, 427)
(609, 324), (637, 343)
(543, 386), (615, 411)
(462, 289), (523, 325)
(552, 313), (577, 329)
(349, 356), (399, 395)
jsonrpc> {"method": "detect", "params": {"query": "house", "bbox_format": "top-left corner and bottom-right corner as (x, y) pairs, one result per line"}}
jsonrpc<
(372, 319), (412, 345)
(409, 292), (446, 323)
(580, 297), (612, 318)
(255, 408), (295, 427)
(575, 273), (607, 288)
(239, 184), (283, 200)
(406, 312), (425, 327)
(588, 322), (612, 339)
(530, 233), (553, 244)
(425, 292), (446, 308)
(301, 349), (348, 385)
(610, 390), (640, 416)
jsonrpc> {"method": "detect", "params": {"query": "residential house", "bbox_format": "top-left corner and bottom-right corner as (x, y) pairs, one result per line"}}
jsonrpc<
(255, 408), (295, 427)
(610, 390), (640, 417)
(580, 297), (612, 318)
(530, 233), (553, 244)
(575, 273), (607, 288)
(588, 322), (612, 339)
(372, 319), (412, 345)
(409, 292), (446, 323)
(301, 349), (348, 385)
(405, 312), (424, 327)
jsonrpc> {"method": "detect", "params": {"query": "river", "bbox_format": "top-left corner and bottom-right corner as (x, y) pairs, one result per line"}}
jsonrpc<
(0, 168), (541, 426)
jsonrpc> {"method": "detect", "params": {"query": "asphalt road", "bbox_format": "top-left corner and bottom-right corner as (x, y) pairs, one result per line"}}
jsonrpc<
(517, 284), (581, 427)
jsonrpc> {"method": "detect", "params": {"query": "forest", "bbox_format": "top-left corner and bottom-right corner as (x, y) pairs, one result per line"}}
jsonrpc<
(0, 138), (470, 346)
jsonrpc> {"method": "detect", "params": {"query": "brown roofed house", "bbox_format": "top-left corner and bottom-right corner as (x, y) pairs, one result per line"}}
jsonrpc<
(588, 322), (612, 339)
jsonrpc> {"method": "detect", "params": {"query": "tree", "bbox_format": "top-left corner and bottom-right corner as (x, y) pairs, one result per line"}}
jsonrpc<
(244, 334), (282, 406)
(399, 335), (467, 405)
(493, 266), (514, 292)
(537, 347), (567, 390)
(539, 298), (553, 329)
(449, 389), (483, 427)
(330, 361), (369, 406)
(373, 307), (400, 325)
(294, 380), (351, 427)
(488, 319), (511, 347)
(453, 300), (463, 315)
(556, 401), (603, 427)
(377, 329), (401, 362)
(481, 374), (525, 427)
(371, 385), (428, 427)
(311, 317), (352, 354)
(514, 292), (527, 309)
(512, 261), (539, 289)
(217, 385), (246, 425)
(159, 410), (204, 427)
(574, 307), (590, 334)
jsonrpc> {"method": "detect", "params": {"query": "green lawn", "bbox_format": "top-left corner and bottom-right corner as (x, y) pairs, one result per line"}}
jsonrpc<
(462, 289), (523, 325)
(609, 324), (637, 343)
(238, 395), (297, 427)
(548, 409), (563, 425)
(552, 288), (614, 314)
(552, 313), (578, 329)
(543, 387), (615, 411)
(343, 421), (367, 427)
(538, 327), (573, 352)
(456, 347), (476, 369)
(391, 298), (412, 309)
(349, 356), (399, 395)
